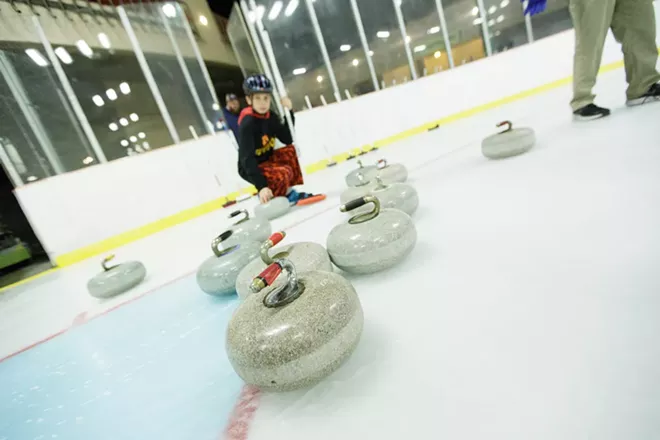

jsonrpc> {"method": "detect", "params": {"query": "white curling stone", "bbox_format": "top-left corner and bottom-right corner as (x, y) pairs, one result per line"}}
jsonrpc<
(482, 127), (535, 159)
(254, 197), (290, 220)
(87, 261), (146, 299)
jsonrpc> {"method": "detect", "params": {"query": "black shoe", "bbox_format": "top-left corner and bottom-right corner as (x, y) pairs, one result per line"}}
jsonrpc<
(626, 83), (660, 107)
(573, 103), (611, 121)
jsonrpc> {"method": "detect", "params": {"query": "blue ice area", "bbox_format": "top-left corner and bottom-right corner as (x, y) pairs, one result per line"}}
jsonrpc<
(0, 274), (244, 440)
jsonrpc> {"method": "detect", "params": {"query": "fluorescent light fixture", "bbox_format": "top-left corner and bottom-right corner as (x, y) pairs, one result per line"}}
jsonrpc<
(129, 136), (138, 142)
(427, 26), (440, 34)
(119, 82), (130, 95)
(369, 50), (374, 56)
(352, 59), (359, 66)
(497, 14), (505, 23)
(377, 31), (390, 39)
(82, 156), (94, 165)
(162, 3), (176, 18)
(293, 67), (306, 75)
(268, 1), (283, 20)
(109, 123), (119, 131)
(98, 33), (111, 49)
(284, 0), (298, 17)
(471, 6), (479, 16)
(27, 176), (37, 182)
(495, 30), (502, 36)
(500, 0), (510, 7)
(25, 49), (49, 67)
(76, 40), (93, 58)
(143, 142), (150, 150)
(473, 17), (483, 25)
(199, 15), (208, 26)
(121, 140), (129, 147)
(129, 113), (139, 122)
(212, 103), (220, 111)
(434, 51), (442, 58)
(340, 44), (351, 52)
(413, 44), (426, 53)
(488, 5), (497, 14)
(138, 132), (146, 139)
(54, 47), (73, 64)
(106, 88), (118, 101)
(488, 19), (495, 26)
(316, 75), (323, 83)
(119, 117), (129, 126)
(92, 95), (104, 107)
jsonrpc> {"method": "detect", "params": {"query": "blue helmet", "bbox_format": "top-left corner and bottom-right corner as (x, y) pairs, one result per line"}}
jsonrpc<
(243, 74), (273, 95)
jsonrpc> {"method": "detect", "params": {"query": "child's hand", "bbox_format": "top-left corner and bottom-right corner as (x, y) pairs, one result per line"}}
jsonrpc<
(259, 187), (274, 204)
(281, 97), (293, 110)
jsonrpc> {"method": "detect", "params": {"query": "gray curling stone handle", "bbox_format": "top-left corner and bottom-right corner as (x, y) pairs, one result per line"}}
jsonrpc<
(250, 258), (304, 308)
(356, 159), (365, 168)
(260, 231), (286, 264)
(211, 230), (239, 258)
(101, 255), (118, 271)
(355, 172), (371, 187)
(229, 209), (250, 225)
(341, 195), (381, 224)
(496, 120), (513, 134)
(374, 175), (389, 190)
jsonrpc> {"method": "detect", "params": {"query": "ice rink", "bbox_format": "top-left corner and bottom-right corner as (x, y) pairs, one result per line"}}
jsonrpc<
(2, 67), (660, 440)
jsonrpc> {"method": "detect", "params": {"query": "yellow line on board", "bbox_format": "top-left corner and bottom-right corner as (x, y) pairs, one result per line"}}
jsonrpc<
(1, 54), (640, 292)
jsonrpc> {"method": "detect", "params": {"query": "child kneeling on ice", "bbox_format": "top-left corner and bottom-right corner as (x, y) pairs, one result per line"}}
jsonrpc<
(237, 74), (323, 205)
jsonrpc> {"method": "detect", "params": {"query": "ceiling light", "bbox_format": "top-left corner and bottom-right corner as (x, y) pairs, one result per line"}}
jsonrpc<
(293, 67), (306, 75)
(488, 5), (497, 14)
(369, 50), (374, 56)
(162, 3), (176, 18)
(427, 26), (440, 34)
(316, 75), (323, 83)
(500, 0), (510, 7)
(473, 17), (483, 25)
(119, 118), (129, 126)
(27, 176), (37, 182)
(106, 88), (118, 101)
(109, 123), (119, 131)
(268, 1), (283, 20)
(497, 14), (504, 23)
(340, 44), (351, 52)
(406, 35), (411, 43)
(121, 140), (129, 147)
(495, 30), (502, 36)
(199, 15), (208, 26)
(98, 33), (111, 49)
(54, 47), (73, 64)
(143, 142), (150, 150)
(82, 156), (94, 165)
(119, 82), (130, 95)
(138, 132), (146, 139)
(129, 113), (139, 122)
(413, 44), (426, 53)
(92, 95), (104, 107)
(471, 6), (479, 16)
(377, 31), (390, 39)
(284, 0), (298, 17)
(76, 40), (93, 58)
(352, 59), (359, 66)
(434, 51), (441, 58)
(129, 136), (138, 142)
(25, 49), (49, 67)
(212, 103), (220, 110)
(488, 19), (495, 26)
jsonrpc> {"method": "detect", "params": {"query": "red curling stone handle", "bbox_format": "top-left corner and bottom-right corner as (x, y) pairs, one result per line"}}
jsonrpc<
(251, 262), (283, 292)
(268, 231), (286, 246)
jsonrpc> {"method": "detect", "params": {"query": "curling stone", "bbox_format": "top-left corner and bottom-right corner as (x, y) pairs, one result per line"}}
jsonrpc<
(235, 231), (332, 299)
(482, 120), (535, 159)
(196, 230), (261, 296)
(226, 258), (363, 392)
(87, 255), (146, 299)
(368, 176), (419, 216)
(227, 209), (271, 244)
(345, 159), (378, 187)
(374, 158), (408, 184)
(339, 172), (377, 205)
(254, 196), (290, 220)
(327, 195), (417, 274)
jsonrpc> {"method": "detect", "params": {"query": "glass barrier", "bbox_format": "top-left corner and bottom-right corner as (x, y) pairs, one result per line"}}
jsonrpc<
(442, 0), (488, 66)
(483, 0), (528, 53)
(530, 0), (572, 41)
(400, 0), (451, 76)
(227, 2), (263, 77)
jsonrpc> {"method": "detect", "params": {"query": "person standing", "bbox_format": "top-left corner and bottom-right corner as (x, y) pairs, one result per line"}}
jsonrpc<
(221, 93), (241, 141)
(524, 0), (660, 121)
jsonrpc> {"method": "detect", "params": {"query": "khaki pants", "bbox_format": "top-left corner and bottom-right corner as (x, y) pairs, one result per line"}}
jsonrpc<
(570, 0), (660, 110)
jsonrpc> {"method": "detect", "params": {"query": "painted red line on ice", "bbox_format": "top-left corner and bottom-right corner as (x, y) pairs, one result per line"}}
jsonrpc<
(222, 385), (262, 440)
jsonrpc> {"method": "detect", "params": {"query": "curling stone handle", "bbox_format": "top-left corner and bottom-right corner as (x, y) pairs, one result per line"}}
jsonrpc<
(375, 175), (387, 189)
(341, 195), (381, 224)
(212, 230), (234, 257)
(257, 259), (304, 308)
(497, 120), (513, 134)
(250, 261), (283, 293)
(260, 231), (286, 264)
(229, 209), (249, 225)
(377, 158), (388, 169)
(101, 254), (116, 271)
(357, 159), (364, 168)
(269, 231), (285, 246)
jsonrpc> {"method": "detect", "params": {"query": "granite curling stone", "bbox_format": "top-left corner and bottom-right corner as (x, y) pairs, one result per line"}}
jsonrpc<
(87, 255), (146, 299)
(374, 158), (408, 184)
(345, 159), (378, 187)
(196, 230), (261, 296)
(227, 209), (271, 244)
(351, 175), (419, 217)
(327, 195), (417, 274)
(226, 258), (364, 392)
(254, 196), (290, 220)
(235, 231), (332, 299)
(482, 120), (535, 159)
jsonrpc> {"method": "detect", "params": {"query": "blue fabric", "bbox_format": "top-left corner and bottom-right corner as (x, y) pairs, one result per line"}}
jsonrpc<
(221, 107), (240, 140)
(286, 189), (300, 204)
(522, 0), (547, 16)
